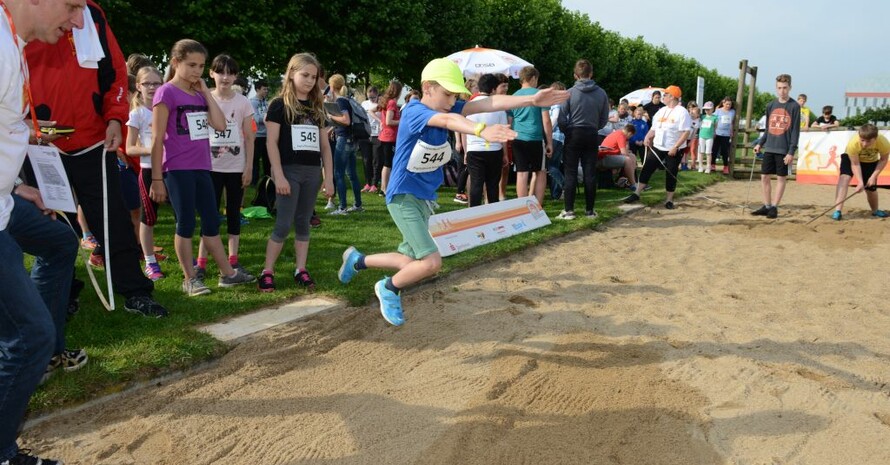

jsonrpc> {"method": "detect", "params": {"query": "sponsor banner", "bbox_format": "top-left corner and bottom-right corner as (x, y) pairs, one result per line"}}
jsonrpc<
(429, 196), (551, 257)
(796, 130), (890, 185)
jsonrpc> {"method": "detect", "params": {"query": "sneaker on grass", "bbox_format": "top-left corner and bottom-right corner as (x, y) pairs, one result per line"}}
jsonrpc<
(218, 268), (256, 287)
(193, 265), (206, 281)
(258, 272), (275, 292)
(183, 277), (211, 296)
(346, 205), (364, 213)
(88, 253), (104, 269)
(42, 348), (88, 383)
(144, 262), (164, 281)
(2, 449), (62, 465)
(124, 295), (169, 318)
(622, 193), (640, 204)
(329, 208), (348, 216)
(294, 269), (316, 291)
(555, 210), (576, 220)
(338, 246), (363, 283)
(374, 278), (405, 326)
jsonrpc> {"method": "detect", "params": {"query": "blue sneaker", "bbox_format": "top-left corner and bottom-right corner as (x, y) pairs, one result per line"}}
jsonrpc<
(831, 210), (842, 221)
(873, 209), (889, 218)
(374, 278), (404, 326)
(338, 246), (363, 283)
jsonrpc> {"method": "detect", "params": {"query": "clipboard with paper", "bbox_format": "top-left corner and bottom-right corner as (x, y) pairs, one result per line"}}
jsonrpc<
(26, 145), (77, 213)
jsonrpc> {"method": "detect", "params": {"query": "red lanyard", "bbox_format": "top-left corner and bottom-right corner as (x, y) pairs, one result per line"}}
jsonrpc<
(1, 1), (43, 142)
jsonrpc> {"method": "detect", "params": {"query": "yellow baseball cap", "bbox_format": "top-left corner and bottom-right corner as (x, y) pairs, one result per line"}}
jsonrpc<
(421, 58), (470, 95)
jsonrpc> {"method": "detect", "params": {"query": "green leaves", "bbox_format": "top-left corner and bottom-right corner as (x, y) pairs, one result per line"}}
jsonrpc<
(102, 0), (766, 105)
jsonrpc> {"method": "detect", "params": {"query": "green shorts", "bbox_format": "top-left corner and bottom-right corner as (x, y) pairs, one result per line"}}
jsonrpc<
(387, 194), (438, 260)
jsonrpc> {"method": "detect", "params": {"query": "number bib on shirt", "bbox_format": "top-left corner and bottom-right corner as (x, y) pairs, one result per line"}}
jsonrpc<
(719, 115), (732, 126)
(701, 119), (713, 129)
(210, 120), (240, 148)
(407, 140), (451, 173)
(291, 124), (320, 152)
(186, 112), (210, 141)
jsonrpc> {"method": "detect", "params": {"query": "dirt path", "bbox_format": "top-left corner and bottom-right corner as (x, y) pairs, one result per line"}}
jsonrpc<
(24, 181), (890, 464)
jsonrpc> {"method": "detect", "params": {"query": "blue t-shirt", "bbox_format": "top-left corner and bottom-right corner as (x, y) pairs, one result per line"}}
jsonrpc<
(715, 108), (735, 137)
(386, 99), (467, 203)
(334, 96), (351, 138)
(630, 117), (649, 145)
(510, 88), (545, 141)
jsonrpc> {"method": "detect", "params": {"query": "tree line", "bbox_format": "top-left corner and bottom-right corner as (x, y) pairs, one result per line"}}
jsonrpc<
(104, 0), (771, 110)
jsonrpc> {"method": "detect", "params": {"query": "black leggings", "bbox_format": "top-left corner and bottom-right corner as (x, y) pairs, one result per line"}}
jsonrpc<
(211, 171), (244, 236)
(713, 135), (732, 166)
(563, 128), (600, 212)
(639, 147), (680, 192)
(467, 150), (503, 207)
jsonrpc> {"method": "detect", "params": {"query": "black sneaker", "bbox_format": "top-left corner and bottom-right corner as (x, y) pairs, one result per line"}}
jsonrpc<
(664, 201), (675, 210)
(124, 295), (169, 318)
(623, 193), (640, 204)
(766, 206), (778, 219)
(751, 205), (770, 216)
(294, 270), (316, 291)
(2, 449), (62, 465)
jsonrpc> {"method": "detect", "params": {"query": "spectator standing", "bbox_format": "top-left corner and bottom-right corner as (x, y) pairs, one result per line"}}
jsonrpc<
(510, 66), (553, 207)
(643, 91), (665, 121)
(258, 53), (334, 291)
(548, 81), (567, 200)
(623, 85), (691, 210)
(698, 101), (718, 172)
(148, 39), (256, 296)
(360, 86), (382, 192)
(250, 79), (270, 186)
(327, 74), (363, 215)
(750, 74), (801, 219)
(0, 1), (85, 464)
(713, 97), (735, 174)
(27, 0), (168, 317)
(378, 80), (403, 196)
(556, 59), (610, 220)
(195, 54), (255, 278)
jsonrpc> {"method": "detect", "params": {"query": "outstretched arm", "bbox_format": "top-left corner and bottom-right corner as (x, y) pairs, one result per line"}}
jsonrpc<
(462, 88), (569, 115)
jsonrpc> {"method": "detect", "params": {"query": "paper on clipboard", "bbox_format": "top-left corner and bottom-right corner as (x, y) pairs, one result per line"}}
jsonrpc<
(26, 145), (77, 213)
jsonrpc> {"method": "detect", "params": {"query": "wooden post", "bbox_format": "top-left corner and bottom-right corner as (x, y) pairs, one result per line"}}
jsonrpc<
(732, 60), (748, 176)
(741, 66), (758, 167)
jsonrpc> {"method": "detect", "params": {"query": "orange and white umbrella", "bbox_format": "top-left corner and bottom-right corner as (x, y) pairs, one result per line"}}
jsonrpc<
(446, 46), (533, 79)
(620, 87), (665, 106)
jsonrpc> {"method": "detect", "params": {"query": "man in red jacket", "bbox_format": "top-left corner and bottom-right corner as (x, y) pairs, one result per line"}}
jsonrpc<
(26, 0), (167, 317)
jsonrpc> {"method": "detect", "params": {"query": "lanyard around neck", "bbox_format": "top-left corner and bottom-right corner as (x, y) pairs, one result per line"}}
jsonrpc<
(1, 1), (43, 142)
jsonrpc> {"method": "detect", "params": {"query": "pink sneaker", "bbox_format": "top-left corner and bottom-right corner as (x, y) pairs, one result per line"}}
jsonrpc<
(361, 184), (371, 192)
(368, 185), (378, 193)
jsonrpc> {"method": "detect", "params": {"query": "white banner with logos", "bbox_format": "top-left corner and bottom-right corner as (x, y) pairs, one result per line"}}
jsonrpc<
(429, 196), (551, 257)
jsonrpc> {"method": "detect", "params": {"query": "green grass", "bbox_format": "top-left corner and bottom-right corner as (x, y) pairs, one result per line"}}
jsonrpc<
(31, 167), (722, 413)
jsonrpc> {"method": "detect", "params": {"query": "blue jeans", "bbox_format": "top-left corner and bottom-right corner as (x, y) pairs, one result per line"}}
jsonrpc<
(548, 139), (565, 199)
(0, 197), (76, 460)
(7, 195), (77, 354)
(334, 136), (362, 210)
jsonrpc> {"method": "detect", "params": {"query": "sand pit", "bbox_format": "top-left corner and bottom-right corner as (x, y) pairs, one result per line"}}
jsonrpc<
(23, 181), (890, 464)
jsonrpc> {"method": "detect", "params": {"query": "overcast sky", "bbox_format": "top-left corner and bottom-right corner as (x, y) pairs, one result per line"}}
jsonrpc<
(561, 0), (888, 117)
